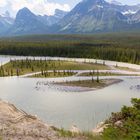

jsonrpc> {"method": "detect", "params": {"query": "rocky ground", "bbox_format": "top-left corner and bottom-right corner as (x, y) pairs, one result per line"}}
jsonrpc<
(0, 100), (85, 140)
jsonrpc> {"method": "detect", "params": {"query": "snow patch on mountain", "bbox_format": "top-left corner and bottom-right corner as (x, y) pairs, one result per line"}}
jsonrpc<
(88, 5), (104, 12)
(60, 23), (71, 31)
(122, 10), (137, 15)
(97, 5), (104, 8)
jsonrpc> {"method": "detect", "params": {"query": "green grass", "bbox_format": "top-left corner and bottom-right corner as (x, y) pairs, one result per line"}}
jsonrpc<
(78, 72), (140, 77)
(59, 80), (104, 88)
(117, 66), (140, 72)
(30, 71), (76, 78)
(56, 79), (122, 89)
(0, 59), (109, 76)
(57, 128), (77, 138)
(54, 128), (103, 140)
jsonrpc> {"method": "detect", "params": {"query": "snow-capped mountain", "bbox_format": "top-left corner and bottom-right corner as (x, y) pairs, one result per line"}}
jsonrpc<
(56, 0), (140, 33)
(1, 0), (140, 35)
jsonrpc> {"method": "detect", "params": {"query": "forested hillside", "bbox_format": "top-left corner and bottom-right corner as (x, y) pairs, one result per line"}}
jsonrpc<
(0, 33), (140, 64)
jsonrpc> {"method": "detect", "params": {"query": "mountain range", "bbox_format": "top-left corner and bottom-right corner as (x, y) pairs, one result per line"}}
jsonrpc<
(57, 0), (140, 33)
(1, 0), (140, 36)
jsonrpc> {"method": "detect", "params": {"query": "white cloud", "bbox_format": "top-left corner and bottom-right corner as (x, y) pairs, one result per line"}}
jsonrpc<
(0, 1), (7, 7)
(0, 0), (70, 17)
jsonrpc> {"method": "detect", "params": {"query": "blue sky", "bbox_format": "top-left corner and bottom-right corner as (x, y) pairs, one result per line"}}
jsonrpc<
(0, 0), (140, 17)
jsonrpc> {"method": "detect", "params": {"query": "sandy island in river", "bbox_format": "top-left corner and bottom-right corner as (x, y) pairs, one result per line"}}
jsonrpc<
(55, 79), (123, 92)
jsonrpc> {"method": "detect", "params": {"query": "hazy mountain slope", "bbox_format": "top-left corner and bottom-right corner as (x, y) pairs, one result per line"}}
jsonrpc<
(5, 8), (68, 35)
(7, 8), (48, 35)
(0, 13), (14, 34)
(130, 10), (140, 23)
(38, 9), (68, 26)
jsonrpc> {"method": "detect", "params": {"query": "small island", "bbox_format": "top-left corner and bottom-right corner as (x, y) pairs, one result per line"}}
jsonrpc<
(55, 79), (123, 92)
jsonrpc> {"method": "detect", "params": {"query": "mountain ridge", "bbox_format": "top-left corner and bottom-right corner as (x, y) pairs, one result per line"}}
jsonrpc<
(56, 0), (140, 33)
(0, 0), (140, 36)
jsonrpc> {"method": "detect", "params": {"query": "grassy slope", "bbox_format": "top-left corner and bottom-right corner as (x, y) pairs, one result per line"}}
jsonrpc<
(30, 72), (76, 78)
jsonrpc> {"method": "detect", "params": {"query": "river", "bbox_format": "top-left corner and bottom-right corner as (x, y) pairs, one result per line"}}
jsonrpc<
(0, 55), (140, 131)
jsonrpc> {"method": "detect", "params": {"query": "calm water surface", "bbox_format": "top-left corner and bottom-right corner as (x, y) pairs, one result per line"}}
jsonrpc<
(0, 56), (140, 130)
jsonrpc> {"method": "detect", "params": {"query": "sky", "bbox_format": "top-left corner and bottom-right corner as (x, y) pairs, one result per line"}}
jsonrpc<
(0, 0), (140, 17)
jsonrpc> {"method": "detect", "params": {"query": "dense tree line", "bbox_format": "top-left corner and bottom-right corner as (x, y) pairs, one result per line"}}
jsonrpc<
(0, 34), (140, 64)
